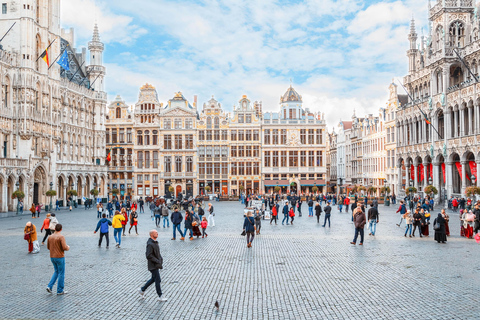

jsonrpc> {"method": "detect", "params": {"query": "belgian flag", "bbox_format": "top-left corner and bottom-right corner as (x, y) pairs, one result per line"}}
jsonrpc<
(423, 113), (431, 125)
(106, 148), (112, 162)
(40, 48), (50, 67)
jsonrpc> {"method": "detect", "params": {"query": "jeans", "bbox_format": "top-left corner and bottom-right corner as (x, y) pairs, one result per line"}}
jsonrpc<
(339, 204), (343, 212)
(99, 232), (109, 247)
(173, 224), (184, 239)
(270, 215), (277, 224)
(323, 214), (331, 227)
(155, 215), (161, 227)
(413, 223), (422, 236)
(246, 231), (255, 244)
(398, 216), (403, 226)
(114, 228), (122, 246)
(405, 224), (412, 236)
(282, 214), (289, 225)
(308, 207), (313, 216)
(369, 219), (377, 235)
(97, 211), (102, 219)
(141, 268), (162, 297)
(184, 227), (193, 238)
(202, 227), (208, 236)
(48, 257), (65, 294)
(55, 205), (60, 211)
(163, 216), (170, 228)
(353, 228), (364, 244)
(108, 209), (113, 218)
(139, 206), (144, 213)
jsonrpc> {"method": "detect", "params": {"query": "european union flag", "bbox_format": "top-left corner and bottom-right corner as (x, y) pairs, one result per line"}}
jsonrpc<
(57, 50), (70, 71)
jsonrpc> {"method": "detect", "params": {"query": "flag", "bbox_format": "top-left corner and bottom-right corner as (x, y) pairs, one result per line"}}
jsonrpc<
(40, 48), (50, 67)
(57, 49), (70, 71)
(106, 148), (112, 162)
(423, 113), (431, 125)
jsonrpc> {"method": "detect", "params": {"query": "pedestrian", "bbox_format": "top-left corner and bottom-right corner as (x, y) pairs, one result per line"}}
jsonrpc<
(315, 202), (322, 224)
(297, 198), (302, 217)
(350, 204), (366, 245)
(184, 210), (194, 241)
(207, 203), (215, 227)
(243, 211), (255, 248)
(107, 201), (114, 218)
(289, 206), (295, 224)
(41, 213), (51, 245)
(55, 199), (60, 211)
(170, 207), (185, 241)
(254, 209), (263, 235)
(412, 209), (423, 237)
(282, 201), (290, 225)
(139, 197), (144, 213)
(138, 230), (166, 302)
(46, 224), (70, 295)
(112, 210), (125, 248)
(270, 204), (278, 225)
(161, 204), (170, 228)
(24, 221), (40, 253)
(403, 210), (413, 237)
(129, 208), (139, 235)
(149, 201), (156, 218)
(201, 216), (208, 238)
(308, 198), (314, 216)
(94, 213), (112, 248)
(441, 208), (450, 236)
(338, 197), (343, 213)
(367, 204), (379, 236)
(96, 203), (103, 219)
(344, 196), (350, 213)
(433, 213), (447, 244)
(30, 203), (36, 218)
(121, 208), (128, 236)
(323, 202), (331, 227)
(396, 200), (407, 227)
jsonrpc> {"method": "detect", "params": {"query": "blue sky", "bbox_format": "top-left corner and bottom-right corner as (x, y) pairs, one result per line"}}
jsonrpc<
(61, 0), (429, 128)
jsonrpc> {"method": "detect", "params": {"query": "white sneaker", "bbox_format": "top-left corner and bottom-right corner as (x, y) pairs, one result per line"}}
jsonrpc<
(138, 288), (145, 298)
(158, 297), (167, 302)
(46, 287), (52, 294)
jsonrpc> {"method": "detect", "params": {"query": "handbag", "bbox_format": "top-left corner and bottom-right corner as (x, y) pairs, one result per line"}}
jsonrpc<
(434, 221), (441, 231)
(240, 230), (246, 236)
(24, 233), (30, 241)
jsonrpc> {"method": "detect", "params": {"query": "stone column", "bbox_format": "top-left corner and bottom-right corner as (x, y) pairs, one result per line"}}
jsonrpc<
(414, 164), (418, 189)
(1, 181), (7, 212)
(461, 161), (468, 195)
(476, 160), (480, 188)
(460, 108), (465, 136)
(446, 161), (453, 197)
(433, 162), (440, 201)
(425, 163), (429, 187)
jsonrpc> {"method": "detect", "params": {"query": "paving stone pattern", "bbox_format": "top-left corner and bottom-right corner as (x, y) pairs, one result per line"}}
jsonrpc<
(0, 201), (479, 319)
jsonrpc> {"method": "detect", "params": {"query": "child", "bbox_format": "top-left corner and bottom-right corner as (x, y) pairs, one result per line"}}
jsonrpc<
(289, 207), (295, 225)
(201, 216), (208, 238)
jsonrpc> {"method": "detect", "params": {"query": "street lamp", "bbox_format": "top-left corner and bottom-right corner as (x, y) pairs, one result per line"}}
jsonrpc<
(49, 181), (53, 212)
(383, 179), (388, 205)
(15, 181), (20, 215)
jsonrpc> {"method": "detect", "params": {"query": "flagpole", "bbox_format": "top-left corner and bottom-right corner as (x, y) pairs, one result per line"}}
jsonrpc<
(0, 22), (15, 43)
(35, 38), (56, 62)
(48, 44), (69, 70)
(68, 60), (85, 82)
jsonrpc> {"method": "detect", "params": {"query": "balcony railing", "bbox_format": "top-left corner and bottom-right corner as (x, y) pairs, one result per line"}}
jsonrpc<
(0, 158), (28, 168)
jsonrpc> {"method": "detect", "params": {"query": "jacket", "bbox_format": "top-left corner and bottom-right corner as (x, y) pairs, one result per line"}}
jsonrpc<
(353, 211), (366, 228)
(283, 205), (289, 215)
(308, 200), (314, 207)
(41, 218), (50, 231)
(324, 205), (332, 215)
(272, 206), (277, 216)
(184, 214), (193, 229)
(396, 204), (406, 214)
(145, 238), (163, 271)
(243, 217), (255, 232)
(368, 207), (379, 221)
(49, 217), (59, 231)
(201, 220), (208, 229)
(95, 218), (112, 233)
(171, 210), (183, 225)
(315, 205), (322, 216)
(24, 224), (37, 242)
(112, 214), (125, 228)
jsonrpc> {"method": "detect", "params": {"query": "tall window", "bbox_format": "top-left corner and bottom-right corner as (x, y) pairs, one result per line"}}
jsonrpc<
(145, 151), (150, 168)
(206, 117), (212, 129)
(137, 151), (143, 169)
(253, 162), (259, 175)
(119, 129), (125, 143)
(246, 146), (252, 157)
(175, 156), (182, 172)
(185, 119), (193, 129)
(272, 129), (278, 144)
(137, 130), (142, 145)
(231, 146), (237, 157)
(281, 129), (287, 144)
(264, 129), (270, 144)
(221, 130), (228, 140)
(214, 163), (220, 175)
(272, 151), (279, 167)
(2, 3), (7, 14)
(116, 107), (121, 118)
(185, 134), (193, 149)
(152, 130), (158, 145)
(300, 151), (306, 166)
(316, 129), (323, 144)
(231, 163), (237, 175)
(164, 156), (171, 172)
(106, 129), (110, 143)
(164, 119), (171, 129)
(238, 146), (245, 157)
(253, 146), (259, 157)
(246, 162), (252, 175)
(238, 114), (244, 123)
(112, 129), (117, 143)
(281, 151), (287, 167)
(214, 117), (220, 128)
(289, 151), (298, 167)
(206, 130), (212, 140)
(175, 134), (182, 149)
(316, 151), (323, 166)
(206, 163), (213, 175)
(308, 129), (315, 144)
(449, 21), (465, 47)
(164, 134), (172, 149)
(246, 130), (252, 141)
(153, 151), (158, 168)
(265, 151), (271, 167)
(199, 131), (205, 140)
(231, 130), (237, 141)
(239, 162), (245, 175)
(300, 129), (306, 144)
(174, 118), (182, 129)
(238, 130), (244, 141)
(246, 114), (251, 123)
(308, 151), (315, 166)
(127, 128), (132, 143)
(144, 130), (150, 145)
(186, 156), (193, 172)
(214, 130), (220, 140)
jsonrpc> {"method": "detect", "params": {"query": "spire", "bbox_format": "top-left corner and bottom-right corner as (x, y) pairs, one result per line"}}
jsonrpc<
(410, 17), (416, 35)
(93, 23), (100, 42)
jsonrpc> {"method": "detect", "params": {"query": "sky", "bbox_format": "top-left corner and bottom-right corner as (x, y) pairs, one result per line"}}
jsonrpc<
(61, 0), (430, 130)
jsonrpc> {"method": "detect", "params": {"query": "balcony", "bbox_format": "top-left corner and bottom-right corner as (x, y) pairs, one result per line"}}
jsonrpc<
(0, 158), (28, 168)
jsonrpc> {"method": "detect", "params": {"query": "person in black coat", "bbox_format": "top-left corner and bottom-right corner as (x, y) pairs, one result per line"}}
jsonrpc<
(138, 230), (166, 302)
(433, 213), (447, 243)
(323, 202), (332, 227)
(243, 211), (256, 248)
(183, 210), (194, 240)
(314, 202), (322, 223)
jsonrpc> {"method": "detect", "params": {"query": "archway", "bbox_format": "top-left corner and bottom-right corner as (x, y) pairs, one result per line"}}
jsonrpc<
(450, 153), (461, 194)
(289, 182), (297, 194)
(57, 175), (64, 200)
(7, 175), (14, 211)
(436, 154), (446, 195)
(176, 185), (182, 198)
(415, 156), (424, 189)
(463, 152), (476, 187)
(33, 166), (47, 205)
(77, 176), (83, 198)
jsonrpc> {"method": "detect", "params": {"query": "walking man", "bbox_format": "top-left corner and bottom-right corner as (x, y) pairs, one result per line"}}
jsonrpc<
(282, 201), (290, 225)
(367, 204), (379, 236)
(46, 224), (70, 295)
(323, 201), (332, 227)
(396, 200), (407, 227)
(308, 198), (314, 217)
(351, 204), (366, 245)
(94, 213), (112, 248)
(171, 207), (185, 240)
(138, 230), (167, 302)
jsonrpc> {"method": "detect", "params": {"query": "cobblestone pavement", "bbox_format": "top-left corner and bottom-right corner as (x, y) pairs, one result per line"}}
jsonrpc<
(0, 201), (479, 320)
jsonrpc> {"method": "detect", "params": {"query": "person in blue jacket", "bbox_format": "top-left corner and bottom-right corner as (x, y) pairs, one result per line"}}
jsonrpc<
(282, 201), (290, 225)
(94, 213), (112, 248)
(107, 201), (114, 218)
(243, 211), (256, 248)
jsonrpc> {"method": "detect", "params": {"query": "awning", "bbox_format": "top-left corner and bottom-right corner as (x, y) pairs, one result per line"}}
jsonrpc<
(300, 179), (326, 186)
(264, 180), (289, 187)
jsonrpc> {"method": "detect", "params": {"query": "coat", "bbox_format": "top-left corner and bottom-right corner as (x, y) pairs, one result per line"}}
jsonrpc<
(243, 217), (255, 232)
(184, 214), (193, 229)
(145, 238), (163, 271)
(353, 211), (366, 229)
(324, 205), (332, 215)
(24, 224), (37, 243)
(171, 211), (183, 225)
(433, 214), (447, 242)
(315, 205), (322, 216)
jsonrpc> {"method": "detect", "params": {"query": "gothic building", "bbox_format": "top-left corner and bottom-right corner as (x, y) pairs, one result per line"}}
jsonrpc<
(396, 0), (480, 200)
(0, 0), (107, 211)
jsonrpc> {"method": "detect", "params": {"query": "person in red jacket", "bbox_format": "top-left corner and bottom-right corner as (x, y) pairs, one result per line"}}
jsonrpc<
(121, 208), (128, 236)
(289, 207), (295, 225)
(270, 205), (278, 225)
(41, 213), (51, 245)
(200, 217), (208, 238)
(131, 202), (138, 212)
(344, 197), (350, 213)
(452, 198), (458, 212)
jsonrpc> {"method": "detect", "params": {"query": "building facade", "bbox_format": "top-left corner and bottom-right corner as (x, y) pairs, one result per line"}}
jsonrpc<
(327, 130), (337, 193)
(396, 1), (480, 200)
(0, 1), (107, 212)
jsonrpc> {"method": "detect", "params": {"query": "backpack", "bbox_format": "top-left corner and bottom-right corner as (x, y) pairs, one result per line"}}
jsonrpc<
(100, 220), (109, 233)
(161, 206), (169, 216)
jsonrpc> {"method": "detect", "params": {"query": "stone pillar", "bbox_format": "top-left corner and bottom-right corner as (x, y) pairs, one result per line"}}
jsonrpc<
(425, 163), (429, 187)
(1, 181), (7, 212)
(461, 161), (468, 192)
(414, 164), (419, 189)
(433, 162), (440, 201)
(460, 108), (465, 136)
(476, 160), (480, 188)
(446, 161), (453, 197)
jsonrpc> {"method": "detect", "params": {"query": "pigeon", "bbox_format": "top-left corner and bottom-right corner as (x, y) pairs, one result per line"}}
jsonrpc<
(215, 300), (220, 311)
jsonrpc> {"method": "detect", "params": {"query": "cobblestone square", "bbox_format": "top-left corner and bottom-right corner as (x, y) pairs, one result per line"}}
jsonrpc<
(1, 201), (479, 320)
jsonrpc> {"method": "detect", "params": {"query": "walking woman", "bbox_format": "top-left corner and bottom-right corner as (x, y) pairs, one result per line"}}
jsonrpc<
(129, 208), (139, 235)
(36, 203), (43, 218)
(270, 204), (278, 225)
(121, 208), (128, 236)
(289, 206), (295, 225)
(403, 210), (413, 237)
(207, 203), (215, 227)
(315, 202), (322, 223)
(421, 209), (429, 237)
(41, 213), (51, 245)
(433, 213), (447, 243)
(441, 208), (450, 236)
(243, 211), (256, 248)
(254, 209), (263, 235)
(184, 210), (194, 240)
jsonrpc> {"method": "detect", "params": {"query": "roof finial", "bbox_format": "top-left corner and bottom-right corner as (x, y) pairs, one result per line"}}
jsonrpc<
(290, 78), (292, 87)
(410, 15), (416, 34)
(93, 23), (100, 42)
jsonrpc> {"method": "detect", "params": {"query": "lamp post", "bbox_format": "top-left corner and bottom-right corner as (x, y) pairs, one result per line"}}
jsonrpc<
(71, 183), (75, 208)
(383, 179), (388, 205)
(49, 181), (53, 212)
(15, 181), (20, 215)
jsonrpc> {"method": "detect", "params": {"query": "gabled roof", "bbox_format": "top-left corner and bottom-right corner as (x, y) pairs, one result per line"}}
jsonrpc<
(280, 85), (302, 103)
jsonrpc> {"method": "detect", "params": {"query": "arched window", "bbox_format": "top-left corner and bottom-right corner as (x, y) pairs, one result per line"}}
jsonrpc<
(144, 130), (150, 145)
(3, 77), (10, 108)
(116, 107), (121, 118)
(450, 65), (463, 86)
(214, 117), (219, 129)
(137, 130), (143, 145)
(449, 21), (465, 47)
(206, 117), (212, 129)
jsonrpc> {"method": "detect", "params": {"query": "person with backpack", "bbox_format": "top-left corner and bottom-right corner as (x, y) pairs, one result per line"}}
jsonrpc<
(149, 201), (156, 218)
(94, 213), (112, 248)
(338, 197), (343, 213)
(396, 200), (407, 227)
(308, 198), (314, 217)
(323, 202), (332, 227)
(170, 207), (185, 241)
(367, 203), (379, 236)
(161, 204), (170, 228)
